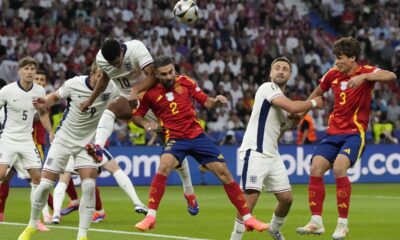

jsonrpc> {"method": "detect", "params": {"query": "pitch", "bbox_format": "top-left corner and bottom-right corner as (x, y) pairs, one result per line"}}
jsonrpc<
(1, 184), (398, 239)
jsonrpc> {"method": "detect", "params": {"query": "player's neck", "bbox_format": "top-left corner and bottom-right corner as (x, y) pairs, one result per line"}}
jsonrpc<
(344, 63), (358, 76)
(19, 79), (33, 91)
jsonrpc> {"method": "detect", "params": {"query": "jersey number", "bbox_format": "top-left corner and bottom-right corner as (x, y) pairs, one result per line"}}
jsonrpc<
(169, 102), (179, 115)
(116, 77), (131, 88)
(89, 107), (97, 118)
(340, 92), (346, 105)
(22, 110), (28, 120)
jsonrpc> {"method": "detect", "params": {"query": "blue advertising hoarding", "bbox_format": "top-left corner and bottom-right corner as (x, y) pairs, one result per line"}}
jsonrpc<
(10, 145), (400, 187)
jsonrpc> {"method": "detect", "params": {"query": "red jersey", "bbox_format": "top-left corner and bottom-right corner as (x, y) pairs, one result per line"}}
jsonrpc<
(319, 65), (378, 135)
(134, 75), (208, 140)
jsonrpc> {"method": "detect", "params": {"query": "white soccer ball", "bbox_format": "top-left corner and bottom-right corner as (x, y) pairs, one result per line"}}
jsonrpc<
(173, 0), (199, 24)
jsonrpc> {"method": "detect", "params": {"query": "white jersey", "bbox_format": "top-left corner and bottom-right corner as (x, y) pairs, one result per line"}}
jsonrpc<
(0, 107), (4, 132)
(96, 39), (153, 98)
(239, 82), (288, 157)
(55, 76), (119, 147)
(0, 81), (45, 142)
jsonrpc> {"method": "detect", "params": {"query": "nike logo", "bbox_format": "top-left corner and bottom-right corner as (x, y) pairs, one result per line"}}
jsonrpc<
(77, 95), (84, 98)
(12, 99), (19, 102)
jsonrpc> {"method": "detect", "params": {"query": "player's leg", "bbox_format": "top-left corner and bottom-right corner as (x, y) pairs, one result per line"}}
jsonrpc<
(0, 167), (15, 221)
(135, 153), (178, 231)
(101, 152), (147, 214)
(61, 178), (80, 215)
(205, 160), (268, 232)
(36, 144), (53, 224)
(268, 191), (292, 240)
(332, 154), (352, 240)
(76, 168), (97, 240)
(92, 185), (106, 222)
(52, 171), (72, 224)
(230, 190), (260, 240)
(175, 157), (198, 215)
(331, 134), (362, 240)
(18, 141), (69, 240)
(91, 97), (132, 153)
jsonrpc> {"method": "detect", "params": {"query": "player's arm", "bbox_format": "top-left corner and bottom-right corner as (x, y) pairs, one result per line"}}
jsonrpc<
(36, 105), (54, 142)
(203, 95), (228, 109)
(271, 95), (323, 114)
(348, 69), (397, 88)
(80, 71), (110, 112)
(129, 63), (157, 108)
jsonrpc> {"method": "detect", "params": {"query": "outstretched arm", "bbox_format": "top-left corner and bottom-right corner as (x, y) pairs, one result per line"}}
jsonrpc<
(203, 95), (228, 109)
(348, 70), (397, 88)
(272, 95), (323, 114)
(80, 72), (110, 112)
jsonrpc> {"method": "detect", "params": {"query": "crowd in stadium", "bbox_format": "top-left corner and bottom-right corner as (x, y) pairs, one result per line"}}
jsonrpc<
(0, 0), (399, 145)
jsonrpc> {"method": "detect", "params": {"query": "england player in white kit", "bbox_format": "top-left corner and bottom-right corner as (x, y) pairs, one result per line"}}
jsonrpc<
(80, 39), (198, 213)
(230, 57), (323, 240)
(19, 63), (119, 240)
(0, 58), (52, 215)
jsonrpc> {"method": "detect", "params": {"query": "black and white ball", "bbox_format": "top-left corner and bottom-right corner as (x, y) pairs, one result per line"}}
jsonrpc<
(173, 0), (199, 24)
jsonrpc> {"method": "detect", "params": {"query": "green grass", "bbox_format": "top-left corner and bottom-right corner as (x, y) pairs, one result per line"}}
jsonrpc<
(1, 184), (399, 239)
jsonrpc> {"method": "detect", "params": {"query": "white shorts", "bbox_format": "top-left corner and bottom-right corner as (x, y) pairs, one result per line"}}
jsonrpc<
(0, 138), (42, 170)
(43, 138), (97, 174)
(63, 145), (114, 173)
(239, 149), (291, 193)
(9, 156), (31, 179)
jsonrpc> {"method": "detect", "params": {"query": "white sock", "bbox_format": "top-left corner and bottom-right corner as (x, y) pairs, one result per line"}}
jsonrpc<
(147, 209), (157, 217)
(53, 182), (67, 217)
(230, 218), (245, 240)
(338, 217), (348, 225)
(113, 169), (144, 206)
(29, 179), (54, 228)
(42, 203), (51, 219)
(78, 178), (95, 239)
(95, 109), (116, 148)
(175, 158), (194, 195)
(312, 215), (323, 225)
(270, 213), (286, 232)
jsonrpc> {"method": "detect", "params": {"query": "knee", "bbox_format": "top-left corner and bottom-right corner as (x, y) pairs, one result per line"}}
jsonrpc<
(280, 194), (293, 206)
(81, 178), (96, 194)
(332, 167), (347, 178)
(310, 164), (326, 176)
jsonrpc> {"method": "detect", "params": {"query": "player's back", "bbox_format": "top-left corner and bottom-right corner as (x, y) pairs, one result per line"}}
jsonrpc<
(0, 81), (45, 142)
(96, 39), (153, 98)
(55, 76), (118, 146)
(240, 82), (287, 157)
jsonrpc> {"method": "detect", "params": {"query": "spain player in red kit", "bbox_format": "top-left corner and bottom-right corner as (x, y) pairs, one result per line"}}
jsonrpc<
(296, 37), (397, 239)
(132, 56), (269, 235)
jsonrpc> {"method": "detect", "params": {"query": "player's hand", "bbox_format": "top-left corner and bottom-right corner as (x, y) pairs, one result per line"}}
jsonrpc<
(312, 96), (324, 109)
(128, 91), (139, 109)
(215, 95), (228, 104)
(32, 97), (46, 108)
(49, 132), (55, 143)
(143, 121), (159, 131)
(80, 99), (93, 112)
(348, 74), (366, 88)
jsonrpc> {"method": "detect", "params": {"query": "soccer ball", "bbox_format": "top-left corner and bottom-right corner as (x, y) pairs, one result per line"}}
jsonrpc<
(173, 0), (199, 24)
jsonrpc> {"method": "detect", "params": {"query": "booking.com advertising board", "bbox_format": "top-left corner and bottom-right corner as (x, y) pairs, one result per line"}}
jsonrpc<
(10, 145), (400, 187)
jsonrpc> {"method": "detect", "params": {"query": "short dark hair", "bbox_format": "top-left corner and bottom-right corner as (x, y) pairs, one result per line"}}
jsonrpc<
(36, 69), (47, 80)
(18, 56), (38, 69)
(332, 37), (361, 60)
(271, 56), (292, 72)
(0, 78), (6, 89)
(101, 39), (121, 62)
(153, 55), (174, 69)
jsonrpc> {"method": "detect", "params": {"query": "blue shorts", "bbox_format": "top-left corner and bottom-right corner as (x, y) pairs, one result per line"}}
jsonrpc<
(161, 133), (225, 165)
(312, 134), (365, 166)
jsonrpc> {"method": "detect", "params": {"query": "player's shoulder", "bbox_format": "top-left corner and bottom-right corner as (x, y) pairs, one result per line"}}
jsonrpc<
(258, 82), (280, 92)
(176, 74), (196, 85)
(321, 67), (340, 82)
(32, 82), (45, 92)
(359, 64), (378, 73)
(124, 39), (146, 49)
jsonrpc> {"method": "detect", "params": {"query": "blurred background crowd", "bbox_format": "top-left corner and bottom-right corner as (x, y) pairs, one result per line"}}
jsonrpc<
(0, 0), (399, 146)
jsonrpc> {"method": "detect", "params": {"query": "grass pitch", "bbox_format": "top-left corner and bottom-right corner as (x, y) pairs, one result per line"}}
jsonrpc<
(0, 184), (399, 239)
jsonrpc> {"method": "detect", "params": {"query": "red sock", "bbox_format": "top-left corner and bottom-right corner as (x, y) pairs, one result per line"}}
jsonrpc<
(309, 176), (325, 216)
(95, 186), (102, 211)
(47, 193), (54, 210)
(66, 178), (78, 201)
(0, 183), (10, 213)
(336, 176), (351, 218)
(148, 173), (167, 210)
(223, 182), (250, 216)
